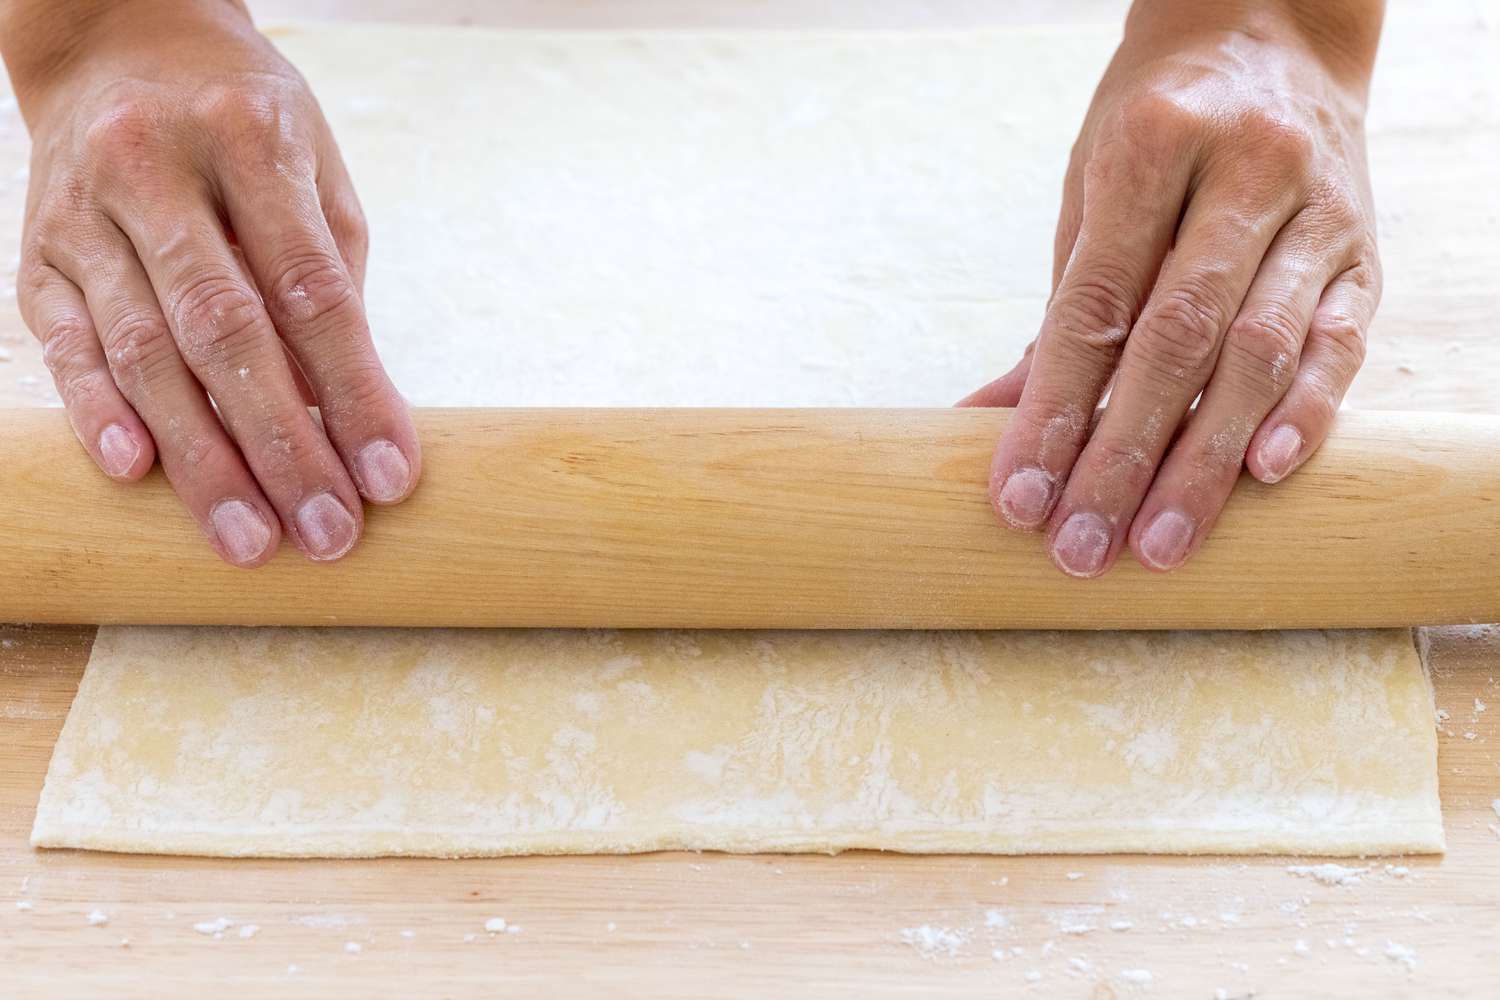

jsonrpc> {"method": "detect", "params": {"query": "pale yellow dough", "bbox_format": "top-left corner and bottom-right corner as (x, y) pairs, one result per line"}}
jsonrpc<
(33, 627), (1441, 857)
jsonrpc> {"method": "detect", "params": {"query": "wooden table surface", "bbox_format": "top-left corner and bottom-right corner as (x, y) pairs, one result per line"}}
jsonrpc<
(1, 623), (1496, 997)
(3, 2), (1498, 997)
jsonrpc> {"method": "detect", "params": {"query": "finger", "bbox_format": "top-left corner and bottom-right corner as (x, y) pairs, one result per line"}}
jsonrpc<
(49, 227), (281, 568)
(118, 204), (365, 561)
(20, 261), (155, 481)
(988, 120), (1195, 534)
(1045, 188), (1297, 578)
(230, 240), (315, 405)
(1246, 261), (1378, 485)
(221, 166), (419, 507)
(316, 146), (370, 290)
(285, 344), (318, 406)
(1127, 220), (1345, 571)
(1051, 158), (1084, 295)
(956, 343), (1033, 407)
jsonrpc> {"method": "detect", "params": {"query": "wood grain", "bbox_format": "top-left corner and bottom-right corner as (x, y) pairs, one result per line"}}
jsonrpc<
(3, 407), (1499, 630)
(3, 622), (1497, 998)
(0, 1), (1496, 996)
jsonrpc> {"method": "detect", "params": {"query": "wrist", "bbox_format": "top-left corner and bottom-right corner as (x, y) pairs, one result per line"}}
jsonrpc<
(1124, 0), (1383, 97)
(0, 0), (253, 127)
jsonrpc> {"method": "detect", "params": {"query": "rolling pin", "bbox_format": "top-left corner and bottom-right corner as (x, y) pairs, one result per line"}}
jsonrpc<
(2, 407), (1496, 629)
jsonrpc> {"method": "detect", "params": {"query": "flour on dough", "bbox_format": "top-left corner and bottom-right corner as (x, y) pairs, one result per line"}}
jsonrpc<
(32, 627), (1442, 857)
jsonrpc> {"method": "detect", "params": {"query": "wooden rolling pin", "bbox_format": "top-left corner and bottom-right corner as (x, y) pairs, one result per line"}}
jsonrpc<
(1, 407), (1496, 628)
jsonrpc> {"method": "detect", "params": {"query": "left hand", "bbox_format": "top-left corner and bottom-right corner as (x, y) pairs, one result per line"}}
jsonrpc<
(960, 0), (1383, 578)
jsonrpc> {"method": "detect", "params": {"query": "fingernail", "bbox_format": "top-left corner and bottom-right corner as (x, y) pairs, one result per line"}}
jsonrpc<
(1052, 512), (1112, 578)
(1138, 508), (1195, 571)
(296, 492), (358, 561)
(997, 467), (1055, 529)
(1258, 425), (1304, 483)
(355, 438), (411, 503)
(211, 499), (273, 565)
(98, 423), (140, 478)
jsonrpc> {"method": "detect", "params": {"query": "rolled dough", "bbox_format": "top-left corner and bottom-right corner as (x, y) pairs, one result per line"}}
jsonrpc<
(33, 627), (1441, 857)
(30, 26), (1445, 858)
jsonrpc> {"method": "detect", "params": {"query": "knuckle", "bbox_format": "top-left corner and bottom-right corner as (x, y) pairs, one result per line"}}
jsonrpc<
(103, 312), (178, 390)
(320, 361), (393, 425)
(174, 428), (238, 474)
(200, 84), (284, 139)
(1223, 307), (1304, 391)
(39, 314), (93, 360)
(1077, 434), (1157, 502)
(83, 102), (161, 172)
(1050, 268), (1138, 353)
(1134, 282), (1227, 374)
(1347, 255), (1382, 297)
(1311, 311), (1367, 370)
(198, 81), (311, 174)
(1242, 109), (1315, 171)
(1316, 193), (1363, 233)
(244, 419), (324, 480)
(1121, 91), (1195, 142)
(40, 320), (107, 405)
(268, 250), (359, 328)
(52, 361), (113, 411)
(16, 257), (51, 307)
(171, 276), (268, 367)
(1301, 380), (1341, 425)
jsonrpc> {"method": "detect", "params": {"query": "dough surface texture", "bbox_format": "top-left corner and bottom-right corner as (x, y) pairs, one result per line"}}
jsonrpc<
(33, 627), (1442, 857)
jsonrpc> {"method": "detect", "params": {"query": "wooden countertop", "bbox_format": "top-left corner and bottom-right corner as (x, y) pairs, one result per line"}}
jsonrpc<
(2, 623), (1497, 996)
(2, 1), (1498, 996)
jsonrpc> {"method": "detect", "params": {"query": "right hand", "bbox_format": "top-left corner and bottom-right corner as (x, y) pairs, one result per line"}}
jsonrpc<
(5, 0), (420, 567)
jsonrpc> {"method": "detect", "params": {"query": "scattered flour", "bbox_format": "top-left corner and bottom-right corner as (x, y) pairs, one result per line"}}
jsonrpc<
(1055, 916), (1096, 935)
(1285, 863), (1369, 886)
(344, 941), (362, 954)
(86, 910), (109, 926)
(1119, 968), (1153, 986)
(238, 924), (259, 939)
(15, 900), (32, 912)
(984, 908), (1009, 929)
(900, 924), (970, 960)
(485, 917), (508, 933)
(1384, 940), (1418, 970)
(194, 917), (233, 937)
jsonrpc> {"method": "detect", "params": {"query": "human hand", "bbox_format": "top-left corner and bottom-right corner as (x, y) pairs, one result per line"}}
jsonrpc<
(961, 0), (1383, 577)
(4, 0), (419, 566)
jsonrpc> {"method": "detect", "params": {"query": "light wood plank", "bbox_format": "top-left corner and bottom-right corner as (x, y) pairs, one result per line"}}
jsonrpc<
(5, 407), (1499, 629)
(3, 623), (1497, 997)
